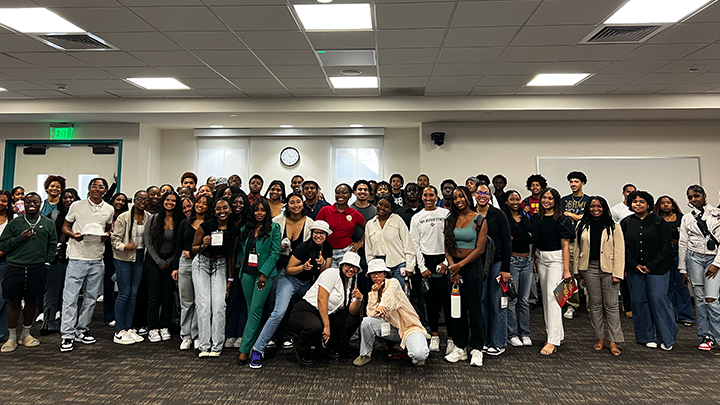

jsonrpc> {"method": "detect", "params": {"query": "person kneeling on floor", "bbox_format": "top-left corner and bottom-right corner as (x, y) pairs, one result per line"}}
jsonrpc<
(354, 259), (430, 367)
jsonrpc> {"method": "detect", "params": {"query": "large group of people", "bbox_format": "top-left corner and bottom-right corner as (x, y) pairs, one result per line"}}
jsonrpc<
(0, 169), (716, 369)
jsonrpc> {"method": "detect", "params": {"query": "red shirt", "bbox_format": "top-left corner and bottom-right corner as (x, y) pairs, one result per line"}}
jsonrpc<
(520, 196), (540, 216)
(316, 204), (365, 249)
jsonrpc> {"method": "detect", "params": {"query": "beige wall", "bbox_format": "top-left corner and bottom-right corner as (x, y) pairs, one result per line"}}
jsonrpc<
(384, 127), (420, 182)
(421, 121), (720, 205)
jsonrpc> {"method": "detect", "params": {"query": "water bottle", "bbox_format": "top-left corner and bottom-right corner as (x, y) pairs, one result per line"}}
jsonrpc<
(451, 284), (461, 319)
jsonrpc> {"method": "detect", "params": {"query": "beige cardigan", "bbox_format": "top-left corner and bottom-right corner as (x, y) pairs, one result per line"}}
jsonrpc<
(111, 209), (150, 262)
(573, 223), (625, 279)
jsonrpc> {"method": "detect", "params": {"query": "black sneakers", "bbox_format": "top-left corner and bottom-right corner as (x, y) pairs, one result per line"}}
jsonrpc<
(75, 331), (96, 345)
(60, 338), (74, 352)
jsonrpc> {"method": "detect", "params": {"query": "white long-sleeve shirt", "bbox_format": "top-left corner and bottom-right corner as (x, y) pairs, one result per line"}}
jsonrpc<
(610, 201), (632, 223)
(409, 207), (450, 272)
(678, 207), (720, 273)
(364, 213), (416, 269)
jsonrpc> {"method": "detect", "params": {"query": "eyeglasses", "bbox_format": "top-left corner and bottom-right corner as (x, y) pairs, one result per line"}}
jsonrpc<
(476, 191), (491, 196)
(135, 197), (149, 202)
(90, 184), (106, 189)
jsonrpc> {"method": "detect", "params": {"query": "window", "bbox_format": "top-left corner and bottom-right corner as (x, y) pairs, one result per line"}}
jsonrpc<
(78, 174), (98, 200)
(331, 138), (383, 187)
(36, 174), (49, 201)
(196, 138), (248, 185)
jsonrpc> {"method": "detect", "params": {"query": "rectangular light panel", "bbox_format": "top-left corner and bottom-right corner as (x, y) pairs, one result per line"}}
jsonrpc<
(294, 4), (373, 31)
(0, 8), (84, 33)
(527, 73), (590, 86)
(329, 76), (378, 89)
(126, 78), (190, 90)
(605, 0), (715, 24)
(318, 50), (376, 66)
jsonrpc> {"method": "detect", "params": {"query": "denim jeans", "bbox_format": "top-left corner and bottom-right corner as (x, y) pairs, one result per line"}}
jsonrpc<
(178, 256), (198, 341)
(0, 260), (7, 340)
(359, 316), (429, 364)
(482, 261), (507, 348)
(193, 255), (227, 353)
(389, 262), (406, 291)
(668, 255), (694, 324)
(114, 252), (144, 333)
(686, 250), (720, 340)
(627, 270), (678, 347)
(42, 260), (66, 331)
(254, 271), (314, 354)
(61, 259), (104, 339)
(507, 255), (533, 339)
(331, 245), (352, 269)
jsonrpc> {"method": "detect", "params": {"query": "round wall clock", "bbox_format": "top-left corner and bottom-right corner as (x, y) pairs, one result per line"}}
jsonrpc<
(280, 146), (300, 167)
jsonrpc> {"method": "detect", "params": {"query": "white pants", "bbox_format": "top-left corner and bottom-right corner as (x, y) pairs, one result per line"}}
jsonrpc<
(536, 250), (565, 346)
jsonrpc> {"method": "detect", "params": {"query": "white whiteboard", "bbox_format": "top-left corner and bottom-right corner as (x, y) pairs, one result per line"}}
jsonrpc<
(537, 156), (701, 209)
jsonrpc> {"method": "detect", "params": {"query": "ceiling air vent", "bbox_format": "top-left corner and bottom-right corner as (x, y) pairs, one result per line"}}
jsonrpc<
(584, 25), (664, 43)
(31, 33), (117, 51)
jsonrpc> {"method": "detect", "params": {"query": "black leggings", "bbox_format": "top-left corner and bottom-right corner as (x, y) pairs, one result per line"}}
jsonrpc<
(450, 257), (485, 351)
(422, 254), (452, 335)
(145, 254), (175, 330)
(289, 300), (360, 358)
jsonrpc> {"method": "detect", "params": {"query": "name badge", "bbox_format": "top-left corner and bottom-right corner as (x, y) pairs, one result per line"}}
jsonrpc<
(248, 253), (258, 267)
(501, 296), (508, 309)
(346, 214), (352, 222)
(211, 231), (223, 246)
(380, 322), (391, 337)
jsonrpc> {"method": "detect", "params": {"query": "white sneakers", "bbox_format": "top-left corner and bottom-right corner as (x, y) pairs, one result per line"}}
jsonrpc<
(180, 339), (193, 350)
(522, 336), (533, 346)
(445, 339), (457, 355)
(194, 339), (201, 350)
(225, 337), (237, 348)
(508, 337), (523, 347)
(470, 349), (483, 367)
(127, 329), (144, 343)
(646, 342), (658, 349)
(148, 329), (162, 343)
(113, 330), (135, 345)
(160, 328), (171, 341)
(563, 307), (575, 319)
(429, 336), (440, 352)
(444, 347), (467, 363)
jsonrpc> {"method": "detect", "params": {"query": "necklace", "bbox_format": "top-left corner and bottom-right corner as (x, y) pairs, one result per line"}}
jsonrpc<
(23, 214), (39, 230)
(306, 201), (318, 212)
(571, 194), (584, 202)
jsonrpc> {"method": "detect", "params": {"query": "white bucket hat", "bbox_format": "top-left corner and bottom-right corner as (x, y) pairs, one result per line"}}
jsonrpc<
(366, 259), (391, 278)
(301, 177), (321, 190)
(309, 220), (332, 236)
(338, 251), (361, 270)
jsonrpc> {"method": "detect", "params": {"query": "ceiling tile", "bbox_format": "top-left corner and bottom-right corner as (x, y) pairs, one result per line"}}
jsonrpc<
(193, 50), (259, 66)
(378, 48), (440, 64)
(487, 62), (551, 75)
(631, 73), (699, 85)
(118, 0), (202, 5)
(180, 78), (236, 89)
(648, 23), (720, 44)
(0, 81), (49, 91)
(376, 3), (455, 29)
(452, 1), (540, 27)
(621, 44), (706, 61)
(156, 66), (222, 78)
(444, 27), (520, 47)
(611, 84), (672, 94)
(46, 67), (117, 79)
(0, 54), (34, 68)
(243, 89), (292, 97)
(527, 0), (623, 25)
(478, 75), (533, 86)
(306, 32), (375, 50)
(103, 89), (162, 98)
(324, 66), (377, 77)
(80, 79), (141, 90)
(378, 64), (433, 77)
(498, 46), (572, 62)
(516, 86), (570, 94)
(206, 0), (285, 4)
(165, 32), (246, 50)
(231, 78), (284, 89)
(16, 90), (75, 98)
(424, 87), (472, 96)
(213, 65), (274, 78)
(558, 44), (638, 61)
(280, 78), (329, 89)
(131, 7), (226, 31)
(438, 47), (504, 63)
(427, 76), (482, 88)
(0, 34), (55, 52)
(102, 66), (164, 77)
(659, 83), (720, 93)
(95, 33), (182, 51)
(7, 52), (88, 68)
(253, 50), (318, 66)
(544, 61), (611, 73)
(194, 88), (248, 97)
(581, 73), (643, 85)
(470, 85), (523, 95)
(0, 68), (69, 80)
(656, 60), (720, 73)
(599, 60), (670, 74)
(561, 84), (622, 94)
(37, 0), (122, 6)
(377, 29), (445, 49)
(512, 26), (596, 46)
(267, 65), (324, 78)
(130, 51), (203, 67)
(335, 89), (379, 97)
(685, 1), (720, 23)
(687, 72), (720, 83)
(288, 88), (336, 97)
(236, 31), (310, 50)
(72, 52), (147, 67)
(211, 6), (299, 31)
(153, 89), (206, 98)
(684, 43), (720, 60)
(381, 77), (429, 88)
(433, 63), (493, 76)
(51, 7), (155, 33)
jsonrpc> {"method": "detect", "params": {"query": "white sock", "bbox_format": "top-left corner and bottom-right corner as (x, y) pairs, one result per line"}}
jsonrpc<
(8, 328), (17, 342)
(20, 325), (31, 340)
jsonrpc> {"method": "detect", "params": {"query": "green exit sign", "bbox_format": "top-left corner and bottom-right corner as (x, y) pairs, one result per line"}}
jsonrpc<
(51, 126), (73, 140)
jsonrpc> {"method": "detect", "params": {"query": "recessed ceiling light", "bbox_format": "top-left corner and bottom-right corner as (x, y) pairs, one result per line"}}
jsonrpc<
(294, 4), (373, 31)
(329, 76), (378, 89)
(0, 87), (6, 91)
(209, 125), (224, 128)
(605, 0), (715, 24)
(279, 124), (294, 128)
(125, 78), (189, 90)
(349, 124), (364, 128)
(229, 114), (237, 117)
(317, 0), (333, 3)
(0, 8), (84, 33)
(340, 69), (363, 76)
(527, 73), (590, 86)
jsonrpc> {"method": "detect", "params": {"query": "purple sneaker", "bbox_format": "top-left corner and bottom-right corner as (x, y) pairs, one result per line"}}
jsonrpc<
(249, 349), (263, 369)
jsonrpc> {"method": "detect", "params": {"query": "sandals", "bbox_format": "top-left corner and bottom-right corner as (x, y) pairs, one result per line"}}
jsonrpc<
(609, 343), (621, 357)
(683, 322), (693, 327)
(593, 339), (605, 351)
(18, 335), (40, 347)
(540, 342), (557, 356)
(1, 340), (17, 353)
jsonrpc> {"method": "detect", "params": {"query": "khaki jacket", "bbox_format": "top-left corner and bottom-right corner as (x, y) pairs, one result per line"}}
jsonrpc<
(573, 223), (625, 279)
(112, 209), (150, 262)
